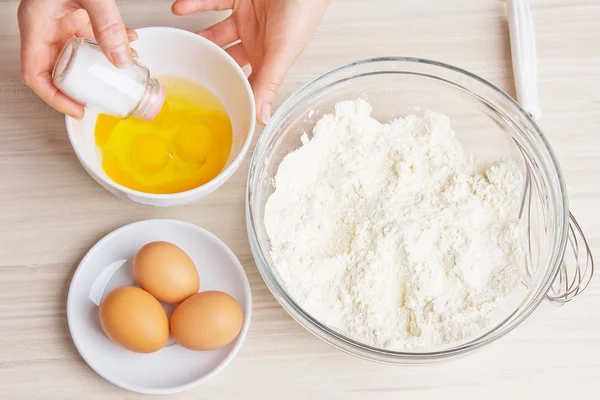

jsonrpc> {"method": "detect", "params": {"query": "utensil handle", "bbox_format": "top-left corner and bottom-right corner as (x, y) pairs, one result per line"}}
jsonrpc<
(507, 0), (542, 119)
(546, 213), (595, 304)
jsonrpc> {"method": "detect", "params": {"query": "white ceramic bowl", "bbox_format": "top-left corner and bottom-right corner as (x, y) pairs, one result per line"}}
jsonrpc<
(66, 27), (256, 206)
(67, 219), (252, 394)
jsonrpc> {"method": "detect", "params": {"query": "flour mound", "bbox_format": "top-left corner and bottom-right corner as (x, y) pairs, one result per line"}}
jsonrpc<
(264, 100), (525, 350)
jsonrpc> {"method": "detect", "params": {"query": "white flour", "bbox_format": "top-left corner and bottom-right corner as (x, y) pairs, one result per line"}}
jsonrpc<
(264, 100), (525, 350)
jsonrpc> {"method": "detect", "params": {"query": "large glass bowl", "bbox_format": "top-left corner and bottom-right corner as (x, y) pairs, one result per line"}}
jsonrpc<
(246, 58), (593, 363)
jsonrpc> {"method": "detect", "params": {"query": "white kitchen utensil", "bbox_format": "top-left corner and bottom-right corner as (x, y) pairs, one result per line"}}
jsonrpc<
(507, 1), (594, 305)
(507, 0), (541, 119)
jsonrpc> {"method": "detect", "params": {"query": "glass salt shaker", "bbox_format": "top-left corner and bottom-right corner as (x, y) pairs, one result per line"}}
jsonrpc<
(52, 38), (165, 121)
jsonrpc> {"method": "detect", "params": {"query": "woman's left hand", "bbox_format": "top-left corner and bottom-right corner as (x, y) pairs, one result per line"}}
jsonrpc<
(172, 0), (331, 125)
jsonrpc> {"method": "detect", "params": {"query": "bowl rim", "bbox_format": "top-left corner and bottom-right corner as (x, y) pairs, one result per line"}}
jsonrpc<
(246, 56), (569, 362)
(66, 26), (256, 201)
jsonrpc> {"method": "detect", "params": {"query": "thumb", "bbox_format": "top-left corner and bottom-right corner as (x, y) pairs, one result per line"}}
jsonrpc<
(250, 49), (293, 125)
(80, 0), (132, 68)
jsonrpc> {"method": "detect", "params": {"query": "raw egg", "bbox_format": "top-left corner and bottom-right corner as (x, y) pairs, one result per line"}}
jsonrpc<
(99, 286), (169, 353)
(94, 76), (232, 194)
(133, 241), (200, 304)
(170, 291), (243, 351)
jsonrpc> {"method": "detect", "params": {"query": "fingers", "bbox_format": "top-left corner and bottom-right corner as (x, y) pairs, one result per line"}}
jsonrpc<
(126, 29), (139, 58)
(72, 24), (137, 65)
(75, 21), (94, 40)
(249, 49), (295, 125)
(24, 70), (85, 120)
(172, 0), (235, 15)
(18, 6), (84, 118)
(55, 9), (91, 39)
(76, 23), (138, 42)
(126, 28), (139, 42)
(225, 43), (249, 66)
(198, 17), (238, 47)
(79, 0), (131, 68)
(18, 0), (134, 118)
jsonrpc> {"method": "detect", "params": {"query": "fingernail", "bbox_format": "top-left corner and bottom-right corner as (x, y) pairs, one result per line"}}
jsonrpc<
(111, 43), (133, 68)
(260, 103), (271, 125)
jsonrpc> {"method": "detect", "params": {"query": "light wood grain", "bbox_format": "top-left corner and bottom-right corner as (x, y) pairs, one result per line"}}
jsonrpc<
(0, 0), (599, 398)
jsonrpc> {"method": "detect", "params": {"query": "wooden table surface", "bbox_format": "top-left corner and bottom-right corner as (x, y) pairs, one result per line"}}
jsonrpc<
(1, 0), (599, 398)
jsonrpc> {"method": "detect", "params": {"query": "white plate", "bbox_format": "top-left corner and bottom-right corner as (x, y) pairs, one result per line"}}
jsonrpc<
(67, 219), (252, 394)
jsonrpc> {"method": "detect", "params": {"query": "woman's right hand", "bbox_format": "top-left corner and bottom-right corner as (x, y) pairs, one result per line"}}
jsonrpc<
(18, 0), (136, 119)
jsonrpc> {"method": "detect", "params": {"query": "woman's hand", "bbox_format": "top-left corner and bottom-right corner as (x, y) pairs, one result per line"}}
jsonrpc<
(172, 0), (331, 124)
(18, 0), (137, 119)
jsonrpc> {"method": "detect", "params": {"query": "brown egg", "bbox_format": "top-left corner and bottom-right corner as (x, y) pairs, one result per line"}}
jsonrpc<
(170, 291), (243, 351)
(99, 286), (169, 353)
(133, 241), (200, 304)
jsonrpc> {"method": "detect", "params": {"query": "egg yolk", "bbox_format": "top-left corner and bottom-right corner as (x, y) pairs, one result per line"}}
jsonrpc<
(94, 76), (232, 194)
(132, 135), (171, 173)
(175, 123), (213, 164)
